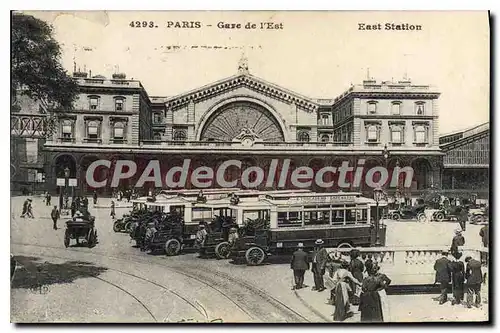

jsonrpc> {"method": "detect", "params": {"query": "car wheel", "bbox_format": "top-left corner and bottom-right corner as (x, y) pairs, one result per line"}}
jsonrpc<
(165, 239), (181, 256)
(245, 246), (265, 265)
(391, 213), (401, 221)
(215, 242), (231, 259)
(113, 221), (121, 232)
(417, 213), (426, 223)
(434, 212), (445, 222)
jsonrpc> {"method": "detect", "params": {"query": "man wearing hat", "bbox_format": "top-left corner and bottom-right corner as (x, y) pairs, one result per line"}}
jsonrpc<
(195, 222), (208, 249)
(434, 251), (451, 304)
(449, 252), (465, 305)
(311, 239), (329, 292)
(450, 229), (465, 257)
(465, 255), (483, 308)
(290, 243), (309, 290)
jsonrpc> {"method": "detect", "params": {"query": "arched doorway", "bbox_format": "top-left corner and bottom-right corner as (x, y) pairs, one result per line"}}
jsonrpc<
(199, 101), (285, 142)
(411, 158), (432, 190)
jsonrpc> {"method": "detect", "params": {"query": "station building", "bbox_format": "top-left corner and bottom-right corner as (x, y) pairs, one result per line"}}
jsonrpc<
(12, 61), (452, 198)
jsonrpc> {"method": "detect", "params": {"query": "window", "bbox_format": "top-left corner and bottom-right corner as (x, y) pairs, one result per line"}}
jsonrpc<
(87, 121), (99, 139)
(153, 112), (162, 124)
(391, 127), (403, 143)
(89, 96), (99, 110)
(320, 134), (330, 142)
(415, 102), (425, 115)
(115, 98), (124, 111)
(62, 120), (72, 139)
(415, 126), (427, 143)
(297, 131), (310, 142)
(321, 114), (330, 125)
(391, 102), (401, 115)
(173, 130), (187, 141)
(367, 101), (377, 114)
(113, 122), (124, 139)
(153, 133), (162, 141)
(367, 125), (378, 142)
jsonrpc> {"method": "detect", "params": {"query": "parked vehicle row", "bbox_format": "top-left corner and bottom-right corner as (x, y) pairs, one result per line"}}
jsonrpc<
(113, 189), (388, 265)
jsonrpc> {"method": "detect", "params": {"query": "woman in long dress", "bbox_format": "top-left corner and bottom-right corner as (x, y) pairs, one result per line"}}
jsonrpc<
(359, 264), (391, 322)
(331, 260), (362, 322)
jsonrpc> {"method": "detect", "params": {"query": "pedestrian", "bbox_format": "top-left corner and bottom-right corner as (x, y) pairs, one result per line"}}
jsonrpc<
(364, 254), (374, 277)
(327, 251), (343, 278)
(458, 206), (468, 231)
(71, 200), (77, 217)
(46, 192), (51, 206)
(51, 206), (60, 230)
(465, 256), (483, 308)
(359, 264), (391, 322)
(310, 239), (329, 292)
(450, 228), (465, 257)
(291, 243), (309, 290)
(479, 225), (489, 248)
(434, 250), (451, 304)
(20, 199), (29, 218)
(26, 199), (34, 218)
(331, 260), (361, 321)
(110, 200), (116, 220)
(449, 251), (465, 305)
(83, 196), (89, 209)
(228, 227), (239, 246)
(195, 222), (208, 249)
(349, 249), (364, 305)
(93, 191), (98, 205)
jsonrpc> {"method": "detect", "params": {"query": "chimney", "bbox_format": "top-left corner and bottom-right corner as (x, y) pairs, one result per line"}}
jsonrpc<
(112, 73), (127, 80)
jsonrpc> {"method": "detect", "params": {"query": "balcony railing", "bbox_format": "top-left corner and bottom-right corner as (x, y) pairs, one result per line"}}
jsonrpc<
(139, 140), (355, 148)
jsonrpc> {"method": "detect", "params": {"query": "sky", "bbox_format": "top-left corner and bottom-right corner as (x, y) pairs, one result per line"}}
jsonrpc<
(23, 10), (490, 134)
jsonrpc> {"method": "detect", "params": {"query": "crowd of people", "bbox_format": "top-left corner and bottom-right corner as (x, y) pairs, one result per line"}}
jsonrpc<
(290, 241), (392, 322)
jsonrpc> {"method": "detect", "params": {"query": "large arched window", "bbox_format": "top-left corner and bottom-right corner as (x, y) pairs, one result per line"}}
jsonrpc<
(113, 122), (125, 139)
(320, 134), (330, 142)
(297, 131), (310, 142)
(87, 121), (99, 139)
(61, 119), (73, 141)
(367, 125), (378, 142)
(414, 125), (427, 143)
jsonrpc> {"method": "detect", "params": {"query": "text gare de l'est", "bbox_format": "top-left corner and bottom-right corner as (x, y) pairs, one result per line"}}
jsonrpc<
(165, 21), (284, 30)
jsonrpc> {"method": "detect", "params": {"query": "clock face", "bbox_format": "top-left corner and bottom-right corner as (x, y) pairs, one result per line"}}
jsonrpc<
(242, 138), (253, 147)
(200, 102), (284, 142)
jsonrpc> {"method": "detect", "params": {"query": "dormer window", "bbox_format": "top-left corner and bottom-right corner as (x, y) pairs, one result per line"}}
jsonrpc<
(114, 97), (125, 111)
(391, 101), (402, 115)
(89, 96), (100, 110)
(367, 101), (377, 114)
(415, 101), (425, 115)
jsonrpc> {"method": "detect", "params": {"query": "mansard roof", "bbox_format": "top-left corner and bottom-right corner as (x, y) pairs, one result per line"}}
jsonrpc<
(164, 73), (319, 112)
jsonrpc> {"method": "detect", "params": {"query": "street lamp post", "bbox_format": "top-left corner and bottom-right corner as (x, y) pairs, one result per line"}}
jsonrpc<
(62, 167), (70, 210)
(373, 186), (384, 246)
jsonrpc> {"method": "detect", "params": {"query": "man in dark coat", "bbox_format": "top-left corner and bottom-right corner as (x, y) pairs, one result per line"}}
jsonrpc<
(311, 239), (329, 292)
(93, 191), (98, 205)
(51, 206), (60, 230)
(465, 256), (483, 308)
(46, 193), (51, 206)
(450, 229), (465, 257)
(434, 251), (451, 304)
(364, 254), (374, 276)
(458, 207), (468, 231)
(291, 243), (309, 290)
(479, 225), (489, 248)
(449, 252), (465, 305)
(349, 249), (364, 305)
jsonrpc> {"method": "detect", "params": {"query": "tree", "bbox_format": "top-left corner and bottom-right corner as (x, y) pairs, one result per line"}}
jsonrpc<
(11, 12), (78, 111)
